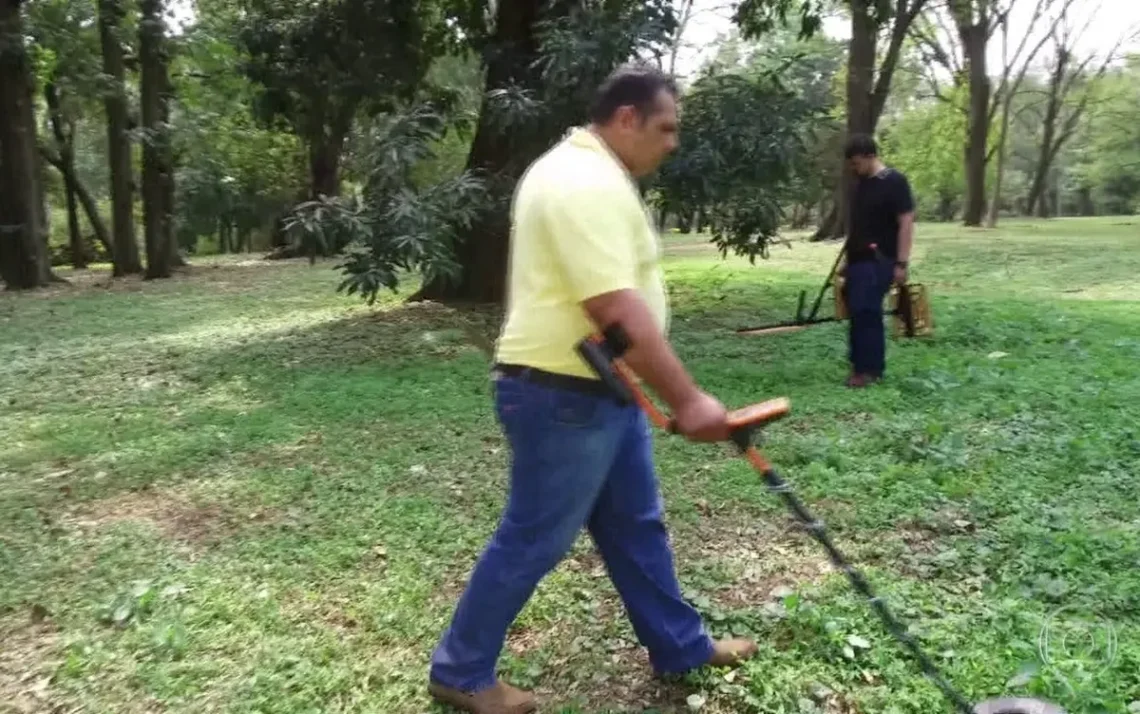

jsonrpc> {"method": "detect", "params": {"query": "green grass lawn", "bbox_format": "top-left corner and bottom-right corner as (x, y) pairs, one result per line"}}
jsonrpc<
(2, 216), (1139, 714)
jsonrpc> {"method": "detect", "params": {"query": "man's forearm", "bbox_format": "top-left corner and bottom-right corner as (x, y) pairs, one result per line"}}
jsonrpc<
(897, 214), (914, 262)
(582, 289), (700, 410)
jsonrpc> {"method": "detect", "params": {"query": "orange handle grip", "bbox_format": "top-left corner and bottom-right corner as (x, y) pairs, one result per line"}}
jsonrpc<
(608, 353), (790, 438)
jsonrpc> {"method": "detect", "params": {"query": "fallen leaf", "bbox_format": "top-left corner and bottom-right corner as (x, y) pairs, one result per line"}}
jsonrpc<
(847, 634), (871, 649)
(987, 351), (1009, 360)
(686, 693), (707, 710)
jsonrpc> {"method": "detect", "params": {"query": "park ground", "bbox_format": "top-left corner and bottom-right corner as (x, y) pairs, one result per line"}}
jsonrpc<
(2, 216), (1139, 714)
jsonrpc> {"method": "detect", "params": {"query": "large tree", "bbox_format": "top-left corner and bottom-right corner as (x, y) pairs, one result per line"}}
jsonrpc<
(140, 0), (176, 278)
(830, 0), (931, 239)
(98, 0), (143, 275)
(947, 0), (995, 226)
(1023, 11), (1132, 216)
(738, 0), (930, 240)
(412, 0), (677, 304)
(0, 0), (52, 289)
(911, 0), (1069, 226)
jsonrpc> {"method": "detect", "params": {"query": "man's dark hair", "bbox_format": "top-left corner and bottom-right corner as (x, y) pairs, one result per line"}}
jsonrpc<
(844, 133), (878, 159)
(588, 63), (678, 125)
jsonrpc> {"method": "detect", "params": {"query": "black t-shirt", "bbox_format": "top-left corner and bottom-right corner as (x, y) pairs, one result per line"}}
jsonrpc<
(846, 167), (915, 261)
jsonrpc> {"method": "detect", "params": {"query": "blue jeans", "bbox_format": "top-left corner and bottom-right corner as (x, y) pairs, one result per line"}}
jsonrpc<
(429, 373), (714, 692)
(844, 258), (895, 376)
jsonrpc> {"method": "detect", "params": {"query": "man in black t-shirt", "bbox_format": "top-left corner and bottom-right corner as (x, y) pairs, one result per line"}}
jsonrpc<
(840, 134), (915, 388)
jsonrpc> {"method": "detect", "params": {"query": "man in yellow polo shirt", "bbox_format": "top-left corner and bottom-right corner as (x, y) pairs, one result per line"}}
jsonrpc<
(428, 64), (758, 714)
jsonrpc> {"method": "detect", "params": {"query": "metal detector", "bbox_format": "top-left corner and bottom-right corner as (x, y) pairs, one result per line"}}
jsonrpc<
(575, 326), (1062, 714)
(736, 245), (933, 338)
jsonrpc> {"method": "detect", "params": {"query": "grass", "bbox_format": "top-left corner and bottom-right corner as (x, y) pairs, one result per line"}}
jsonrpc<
(2, 216), (1140, 714)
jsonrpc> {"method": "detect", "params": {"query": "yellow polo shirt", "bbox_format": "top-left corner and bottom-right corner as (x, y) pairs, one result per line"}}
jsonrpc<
(494, 127), (669, 379)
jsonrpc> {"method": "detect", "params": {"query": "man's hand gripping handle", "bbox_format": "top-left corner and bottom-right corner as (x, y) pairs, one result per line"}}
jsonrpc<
(575, 324), (790, 450)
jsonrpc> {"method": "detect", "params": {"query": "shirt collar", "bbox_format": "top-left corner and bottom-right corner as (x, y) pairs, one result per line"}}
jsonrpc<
(565, 126), (634, 180)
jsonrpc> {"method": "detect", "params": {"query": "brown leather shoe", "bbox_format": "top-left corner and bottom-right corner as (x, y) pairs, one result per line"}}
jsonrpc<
(707, 638), (759, 667)
(427, 679), (537, 714)
(845, 373), (881, 388)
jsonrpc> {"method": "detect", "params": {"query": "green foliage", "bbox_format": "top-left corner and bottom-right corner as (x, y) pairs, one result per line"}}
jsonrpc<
(532, 0), (678, 126)
(236, 0), (439, 126)
(653, 49), (832, 258)
(880, 95), (967, 222)
(733, 0), (827, 39)
(26, 0), (103, 100)
(1068, 57), (1140, 215)
(452, 0), (678, 167)
(289, 104), (488, 302)
(233, 0), (448, 202)
(170, 13), (307, 252)
(327, 0), (679, 299)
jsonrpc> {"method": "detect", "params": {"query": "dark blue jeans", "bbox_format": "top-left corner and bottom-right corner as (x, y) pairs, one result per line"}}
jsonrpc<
(429, 373), (714, 692)
(844, 258), (895, 376)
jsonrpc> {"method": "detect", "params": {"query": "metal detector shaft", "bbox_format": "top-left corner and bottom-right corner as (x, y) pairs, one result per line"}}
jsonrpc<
(576, 326), (976, 714)
(748, 460), (975, 714)
(805, 244), (846, 323)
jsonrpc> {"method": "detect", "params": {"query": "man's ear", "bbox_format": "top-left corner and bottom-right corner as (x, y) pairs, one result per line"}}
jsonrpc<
(614, 105), (639, 131)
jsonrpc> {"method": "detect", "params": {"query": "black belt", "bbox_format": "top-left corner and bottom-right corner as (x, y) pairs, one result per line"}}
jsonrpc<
(491, 362), (617, 398)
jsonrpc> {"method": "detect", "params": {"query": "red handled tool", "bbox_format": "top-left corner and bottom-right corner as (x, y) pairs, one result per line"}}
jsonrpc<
(575, 325), (1064, 714)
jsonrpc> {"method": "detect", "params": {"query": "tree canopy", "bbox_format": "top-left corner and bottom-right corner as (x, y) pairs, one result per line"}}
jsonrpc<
(2, 0), (1138, 293)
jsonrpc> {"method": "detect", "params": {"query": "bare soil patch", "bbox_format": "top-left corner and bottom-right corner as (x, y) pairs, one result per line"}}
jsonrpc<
(63, 484), (261, 549)
(0, 616), (62, 714)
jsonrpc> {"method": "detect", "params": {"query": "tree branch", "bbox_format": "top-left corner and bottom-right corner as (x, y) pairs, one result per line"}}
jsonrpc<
(870, 0), (931, 121)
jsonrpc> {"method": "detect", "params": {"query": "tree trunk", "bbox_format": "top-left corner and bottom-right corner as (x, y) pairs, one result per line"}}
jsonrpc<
(45, 81), (90, 268)
(960, 18), (989, 226)
(98, 0), (142, 276)
(986, 94), (1013, 227)
(64, 167), (85, 267)
(1026, 47), (1066, 216)
(306, 102), (353, 201)
(935, 193), (951, 221)
(0, 0), (49, 290)
(39, 146), (114, 257)
(309, 138), (343, 199)
(677, 211), (693, 233)
(160, 51), (183, 268)
(815, 0), (877, 241)
(814, 0), (924, 240)
(141, 0), (173, 279)
(35, 150), (61, 282)
(71, 166), (113, 257)
(414, 0), (552, 304)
